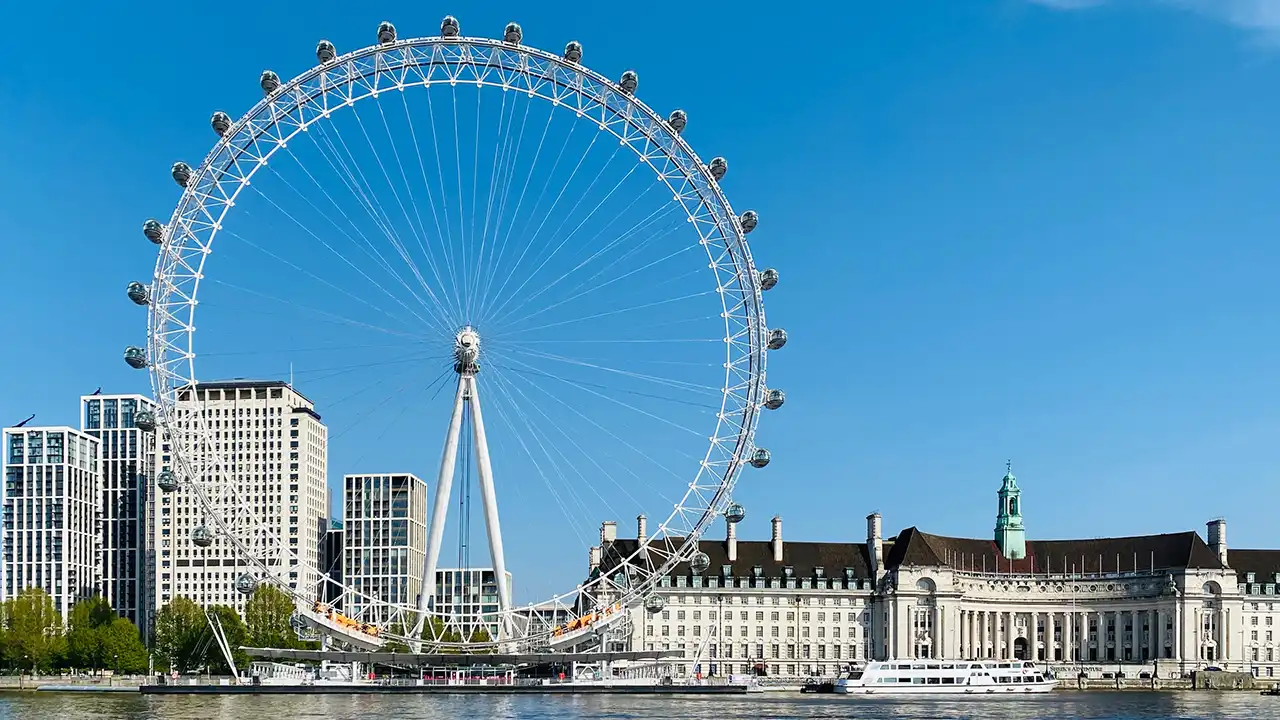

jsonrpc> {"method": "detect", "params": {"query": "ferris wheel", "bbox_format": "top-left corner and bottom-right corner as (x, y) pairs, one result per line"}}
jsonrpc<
(123, 16), (787, 651)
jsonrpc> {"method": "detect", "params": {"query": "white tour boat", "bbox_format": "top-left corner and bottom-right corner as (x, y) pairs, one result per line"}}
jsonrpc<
(835, 659), (1056, 695)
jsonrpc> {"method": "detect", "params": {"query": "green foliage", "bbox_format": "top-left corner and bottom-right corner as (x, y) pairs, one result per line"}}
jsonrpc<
(65, 596), (116, 669)
(205, 605), (250, 673)
(244, 585), (299, 649)
(2, 588), (65, 671)
(153, 596), (207, 673)
(100, 618), (149, 674)
(465, 627), (496, 654)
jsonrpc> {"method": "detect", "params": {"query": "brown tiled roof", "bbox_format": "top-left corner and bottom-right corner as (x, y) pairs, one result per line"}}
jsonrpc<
(886, 527), (1225, 573)
(600, 537), (874, 579)
(1228, 549), (1280, 583)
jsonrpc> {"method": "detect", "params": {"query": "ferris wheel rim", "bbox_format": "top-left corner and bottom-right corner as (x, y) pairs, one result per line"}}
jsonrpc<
(143, 26), (772, 648)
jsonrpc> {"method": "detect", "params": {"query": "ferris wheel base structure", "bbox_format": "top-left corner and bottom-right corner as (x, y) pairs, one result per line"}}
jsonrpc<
(295, 607), (386, 651)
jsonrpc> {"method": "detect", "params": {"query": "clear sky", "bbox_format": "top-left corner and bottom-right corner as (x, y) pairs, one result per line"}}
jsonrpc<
(3, 0), (1280, 602)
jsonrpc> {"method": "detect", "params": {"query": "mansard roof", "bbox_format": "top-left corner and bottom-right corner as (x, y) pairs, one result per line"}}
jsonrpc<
(600, 537), (875, 579)
(1228, 549), (1280, 584)
(885, 527), (1226, 573)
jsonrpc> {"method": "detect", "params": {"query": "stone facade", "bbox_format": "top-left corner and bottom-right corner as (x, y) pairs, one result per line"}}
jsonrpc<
(590, 470), (1280, 680)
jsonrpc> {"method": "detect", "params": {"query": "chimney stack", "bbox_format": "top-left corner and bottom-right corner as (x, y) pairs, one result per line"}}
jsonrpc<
(771, 516), (783, 563)
(637, 514), (647, 545)
(601, 520), (617, 546)
(1207, 518), (1228, 565)
(868, 512), (884, 579)
(589, 545), (601, 572)
(727, 519), (738, 562)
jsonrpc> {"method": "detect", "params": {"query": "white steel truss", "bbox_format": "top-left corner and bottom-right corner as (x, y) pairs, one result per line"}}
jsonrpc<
(143, 28), (772, 651)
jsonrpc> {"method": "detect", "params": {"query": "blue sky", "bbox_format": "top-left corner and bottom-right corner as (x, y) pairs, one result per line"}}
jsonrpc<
(3, 0), (1280, 600)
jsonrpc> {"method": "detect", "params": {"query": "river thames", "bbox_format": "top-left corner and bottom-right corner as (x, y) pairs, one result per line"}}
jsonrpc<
(0, 692), (1279, 720)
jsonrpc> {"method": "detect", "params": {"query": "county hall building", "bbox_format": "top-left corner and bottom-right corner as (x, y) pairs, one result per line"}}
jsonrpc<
(591, 466), (1280, 680)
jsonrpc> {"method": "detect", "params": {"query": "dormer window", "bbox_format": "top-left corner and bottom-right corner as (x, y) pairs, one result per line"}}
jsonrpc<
(721, 564), (732, 577)
(1248, 572), (1257, 583)
(752, 566), (763, 578)
(784, 566), (794, 577)
(814, 566), (825, 578)
(844, 567), (855, 580)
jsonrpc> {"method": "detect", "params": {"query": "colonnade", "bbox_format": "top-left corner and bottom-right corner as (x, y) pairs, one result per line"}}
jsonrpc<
(954, 606), (1182, 662)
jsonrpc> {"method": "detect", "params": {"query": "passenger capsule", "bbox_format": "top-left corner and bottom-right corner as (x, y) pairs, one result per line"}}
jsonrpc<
(134, 410), (156, 433)
(316, 40), (336, 64)
(708, 157), (728, 181)
(504, 22), (522, 44)
(260, 70), (281, 95)
(441, 15), (460, 37)
(668, 110), (687, 135)
(619, 70), (638, 94)
(127, 281), (150, 306)
(210, 111), (231, 137)
(191, 526), (214, 548)
(759, 268), (779, 291)
(156, 470), (179, 493)
(564, 41), (583, 63)
(749, 448), (771, 469)
(740, 210), (758, 234)
(142, 219), (165, 244)
(236, 573), (258, 595)
(690, 551), (711, 575)
(644, 595), (665, 613)
(725, 502), (746, 524)
(377, 21), (397, 44)
(764, 389), (786, 410)
(766, 328), (788, 351)
(171, 162), (192, 188)
(124, 346), (147, 369)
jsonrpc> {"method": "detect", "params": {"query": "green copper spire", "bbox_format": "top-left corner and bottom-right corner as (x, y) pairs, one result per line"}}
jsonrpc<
(994, 459), (1026, 560)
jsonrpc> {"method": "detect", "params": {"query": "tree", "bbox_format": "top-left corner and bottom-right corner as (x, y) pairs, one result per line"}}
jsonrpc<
(465, 627), (496, 654)
(65, 596), (115, 670)
(244, 585), (298, 649)
(204, 605), (250, 674)
(100, 618), (149, 674)
(2, 588), (64, 672)
(153, 597), (207, 673)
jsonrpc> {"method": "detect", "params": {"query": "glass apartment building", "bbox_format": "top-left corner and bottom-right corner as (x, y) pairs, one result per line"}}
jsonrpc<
(81, 394), (156, 639)
(2, 427), (101, 620)
(343, 473), (427, 625)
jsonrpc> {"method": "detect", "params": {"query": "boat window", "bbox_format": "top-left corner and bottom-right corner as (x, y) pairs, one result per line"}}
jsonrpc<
(926, 664), (941, 670)
(926, 677), (941, 685)
(1013, 676), (1023, 683)
(998, 662), (1011, 668)
(941, 677), (956, 684)
(941, 664), (954, 670)
(912, 677), (925, 684)
(1033, 675), (1043, 682)
(1023, 661), (1035, 668)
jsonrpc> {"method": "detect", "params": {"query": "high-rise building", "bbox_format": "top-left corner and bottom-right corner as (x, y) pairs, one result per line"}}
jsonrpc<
(319, 518), (344, 608)
(342, 473), (427, 625)
(81, 394), (156, 639)
(434, 567), (513, 640)
(156, 380), (327, 614)
(2, 427), (101, 620)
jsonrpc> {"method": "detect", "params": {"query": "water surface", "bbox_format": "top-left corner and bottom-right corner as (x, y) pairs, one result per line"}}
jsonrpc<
(1, 690), (1278, 719)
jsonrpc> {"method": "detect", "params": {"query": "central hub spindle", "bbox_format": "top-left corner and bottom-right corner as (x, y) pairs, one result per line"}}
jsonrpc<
(454, 326), (480, 374)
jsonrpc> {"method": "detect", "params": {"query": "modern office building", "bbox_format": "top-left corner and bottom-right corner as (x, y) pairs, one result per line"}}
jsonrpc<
(434, 567), (514, 640)
(342, 473), (428, 625)
(156, 380), (327, 614)
(319, 517), (344, 608)
(81, 393), (156, 639)
(2, 427), (101, 620)
(590, 466), (1280, 680)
